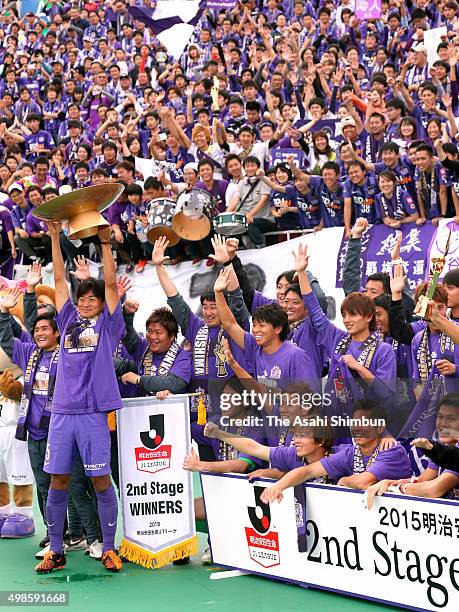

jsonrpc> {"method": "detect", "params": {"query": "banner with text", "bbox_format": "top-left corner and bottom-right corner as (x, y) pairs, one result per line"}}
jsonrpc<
(127, 220), (458, 334)
(202, 473), (459, 611)
(117, 396), (197, 568)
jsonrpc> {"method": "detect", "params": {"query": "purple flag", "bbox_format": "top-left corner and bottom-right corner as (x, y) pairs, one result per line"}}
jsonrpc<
(335, 222), (437, 289)
(355, 0), (382, 20)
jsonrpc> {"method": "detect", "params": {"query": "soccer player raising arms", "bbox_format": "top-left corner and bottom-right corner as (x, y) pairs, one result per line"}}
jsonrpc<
(35, 222), (125, 574)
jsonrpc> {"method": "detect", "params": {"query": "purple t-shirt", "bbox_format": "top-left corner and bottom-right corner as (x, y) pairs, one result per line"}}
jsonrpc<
(251, 291), (275, 315)
(289, 315), (326, 382)
(26, 211), (48, 234)
(269, 445), (303, 471)
(53, 299), (125, 414)
(320, 443), (412, 482)
(107, 201), (129, 231)
(12, 340), (55, 440)
(243, 331), (316, 391)
(194, 179), (228, 213)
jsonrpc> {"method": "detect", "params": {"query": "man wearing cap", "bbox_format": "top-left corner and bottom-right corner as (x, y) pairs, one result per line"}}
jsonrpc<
(403, 45), (429, 93)
(337, 116), (363, 153)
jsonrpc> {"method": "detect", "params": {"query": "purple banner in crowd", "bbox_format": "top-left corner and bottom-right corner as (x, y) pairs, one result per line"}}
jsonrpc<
(355, 0), (382, 20)
(335, 222), (437, 290)
(207, 0), (238, 8)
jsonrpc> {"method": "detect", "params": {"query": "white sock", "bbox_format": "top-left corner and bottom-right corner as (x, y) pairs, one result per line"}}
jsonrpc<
(15, 505), (33, 519)
(0, 503), (12, 515)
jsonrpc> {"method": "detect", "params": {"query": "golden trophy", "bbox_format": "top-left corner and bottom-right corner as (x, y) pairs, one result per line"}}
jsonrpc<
(32, 183), (125, 240)
(414, 230), (452, 321)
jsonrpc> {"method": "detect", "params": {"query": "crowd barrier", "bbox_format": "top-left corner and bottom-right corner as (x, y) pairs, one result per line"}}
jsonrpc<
(202, 472), (459, 612)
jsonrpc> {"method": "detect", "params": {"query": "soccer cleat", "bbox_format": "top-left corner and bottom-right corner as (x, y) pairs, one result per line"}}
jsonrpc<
(35, 551), (66, 574)
(101, 550), (123, 572)
(1, 514), (35, 538)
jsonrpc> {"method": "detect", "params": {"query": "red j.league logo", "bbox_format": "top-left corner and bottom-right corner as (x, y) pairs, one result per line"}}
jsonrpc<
(245, 485), (280, 568)
(135, 414), (171, 474)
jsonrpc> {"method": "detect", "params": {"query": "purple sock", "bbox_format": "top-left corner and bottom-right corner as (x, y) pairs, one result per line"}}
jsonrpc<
(96, 486), (118, 553)
(46, 489), (68, 555)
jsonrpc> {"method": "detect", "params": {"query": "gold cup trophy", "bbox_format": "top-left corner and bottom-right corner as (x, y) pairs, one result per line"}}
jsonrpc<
(414, 229), (452, 321)
(32, 183), (125, 239)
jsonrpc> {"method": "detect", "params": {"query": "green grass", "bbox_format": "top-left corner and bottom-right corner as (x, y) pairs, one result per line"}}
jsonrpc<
(0, 476), (400, 612)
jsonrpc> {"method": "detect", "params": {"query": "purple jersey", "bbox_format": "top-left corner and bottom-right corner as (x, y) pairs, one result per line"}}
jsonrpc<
(53, 299), (125, 414)
(320, 443), (412, 481)
(375, 188), (417, 220)
(343, 174), (380, 224)
(243, 331), (316, 391)
(12, 340), (55, 440)
(303, 292), (396, 417)
(309, 176), (345, 228)
(251, 291), (275, 315)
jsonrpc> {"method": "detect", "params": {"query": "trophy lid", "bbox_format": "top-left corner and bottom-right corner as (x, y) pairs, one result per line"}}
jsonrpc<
(32, 183), (124, 223)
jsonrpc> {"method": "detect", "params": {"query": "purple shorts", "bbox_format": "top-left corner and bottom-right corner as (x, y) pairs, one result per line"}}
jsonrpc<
(44, 412), (111, 477)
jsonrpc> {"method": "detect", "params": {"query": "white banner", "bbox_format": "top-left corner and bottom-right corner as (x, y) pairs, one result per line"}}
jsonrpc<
(117, 396), (197, 567)
(127, 230), (346, 333)
(202, 473), (459, 611)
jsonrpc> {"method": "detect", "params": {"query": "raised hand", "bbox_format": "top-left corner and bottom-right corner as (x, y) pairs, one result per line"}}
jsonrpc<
(214, 266), (231, 293)
(0, 287), (21, 313)
(123, 298), (139, 314)
(116, 275), (132, 298)
(47, 220), (62, 238)
(210, 233), (230, 263)
(390, 263), (406, 297)
(69, 255), (90, 281)
(225, 238), (239, 259)
(291, 243), (309, 273)
(351, 217), (369, 239)
(152, 236), (170, 266)
(26, 262), (42, 288)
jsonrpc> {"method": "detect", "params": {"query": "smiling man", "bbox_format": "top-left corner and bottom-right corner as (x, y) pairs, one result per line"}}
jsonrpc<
(293, 243), (396, 421)
(115, 305), (191, 397)
(260, 401), (412, 504)
(213, 266), (315, 392)
(34, 222), (126, 574)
